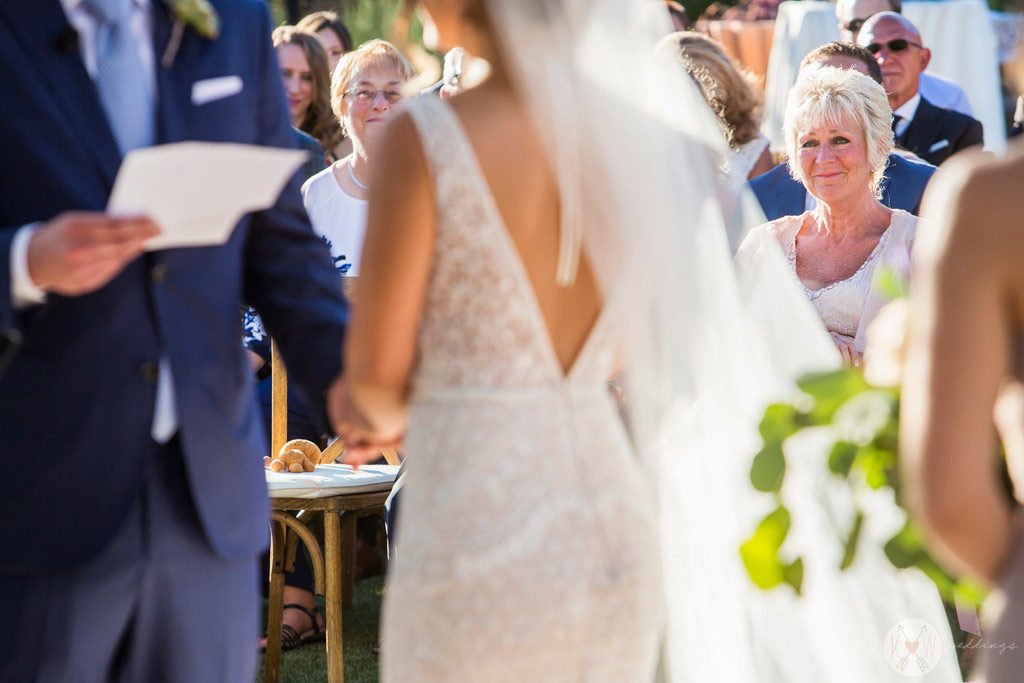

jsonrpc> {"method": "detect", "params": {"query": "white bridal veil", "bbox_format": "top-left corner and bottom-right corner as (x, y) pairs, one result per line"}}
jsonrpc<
(482, 0), (963, 680)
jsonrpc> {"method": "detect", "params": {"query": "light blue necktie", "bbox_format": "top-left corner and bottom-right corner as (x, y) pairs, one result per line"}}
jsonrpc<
(84, 0), (155, 153)
(85, 0), (177, 442)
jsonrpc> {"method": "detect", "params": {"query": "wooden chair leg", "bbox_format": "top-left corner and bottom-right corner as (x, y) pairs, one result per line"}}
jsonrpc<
(324, 511), (345, 683)
(340, 511), (358, 608)
(265, 520), (287, 683)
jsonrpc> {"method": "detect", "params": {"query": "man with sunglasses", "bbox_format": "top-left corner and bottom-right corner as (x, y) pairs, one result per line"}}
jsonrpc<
(836, 0), (972, 117)
(858, 12), (983, 166)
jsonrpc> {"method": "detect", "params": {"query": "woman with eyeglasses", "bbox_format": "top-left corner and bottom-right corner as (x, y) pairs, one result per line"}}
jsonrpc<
(302, 40), (416, 279)
(742, 65), (916, 367)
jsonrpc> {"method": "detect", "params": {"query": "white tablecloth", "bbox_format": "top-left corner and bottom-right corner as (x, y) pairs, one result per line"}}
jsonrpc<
(763, 0), (1006, 153)
(265, 463), (399, 499)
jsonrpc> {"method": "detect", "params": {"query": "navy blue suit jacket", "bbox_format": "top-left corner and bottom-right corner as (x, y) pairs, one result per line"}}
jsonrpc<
(747, 153), (937, 221)
(0, 0), (346, 570)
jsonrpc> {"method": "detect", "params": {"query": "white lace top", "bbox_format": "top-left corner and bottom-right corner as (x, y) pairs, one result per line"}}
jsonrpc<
(750, 209), (916, 350)
(725, 133), (770, 189)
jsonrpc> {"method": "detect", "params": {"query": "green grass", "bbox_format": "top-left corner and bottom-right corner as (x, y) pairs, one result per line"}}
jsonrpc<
(255, 576), (384, 683)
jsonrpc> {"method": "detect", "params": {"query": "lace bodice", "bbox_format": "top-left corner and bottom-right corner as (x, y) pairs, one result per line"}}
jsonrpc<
(751, 209), (916, 348)
(405, 96), (617, 395)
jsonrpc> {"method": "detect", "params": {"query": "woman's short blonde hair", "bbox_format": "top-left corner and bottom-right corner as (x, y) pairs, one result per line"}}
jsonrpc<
(330, 40), (416, 125)
(656, 31), (763, 148)
(784, 65), (893, 198)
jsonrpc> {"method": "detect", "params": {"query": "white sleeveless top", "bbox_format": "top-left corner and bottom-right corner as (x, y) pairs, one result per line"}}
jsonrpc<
(301, 162), (368, 275)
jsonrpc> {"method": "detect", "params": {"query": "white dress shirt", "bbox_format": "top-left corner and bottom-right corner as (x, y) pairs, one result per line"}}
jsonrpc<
(919, 71), (973, 118)
(893, 92), (922, 139)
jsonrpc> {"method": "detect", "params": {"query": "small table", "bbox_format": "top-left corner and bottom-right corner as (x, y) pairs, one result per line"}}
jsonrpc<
(266, 487), (394, 683)
(263, 341), (399, 683)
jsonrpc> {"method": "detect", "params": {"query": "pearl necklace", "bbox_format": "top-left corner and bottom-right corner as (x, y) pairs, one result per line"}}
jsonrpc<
(348, 159), (369, 191)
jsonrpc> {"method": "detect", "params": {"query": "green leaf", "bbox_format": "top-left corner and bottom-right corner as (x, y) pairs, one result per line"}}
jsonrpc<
(828, 441), (858, 476)
(796, 369), (870, 423)
(953, 577), (989, 606)
(750, 442), (786, 493)
(840, 509), (864, 570)
(875, 265), (909, 300)
(740, 506), (792, 590)
(856, 445), (896, 490)
(834, 390), (897, 446)
(883, 520), (928, 569)
(759, 403), (800, 445)
(783, 557), (804, 594)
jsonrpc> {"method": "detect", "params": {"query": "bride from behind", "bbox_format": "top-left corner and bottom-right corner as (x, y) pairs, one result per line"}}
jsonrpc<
(331, 0), (662, 679)
(331, 0), (962, 681)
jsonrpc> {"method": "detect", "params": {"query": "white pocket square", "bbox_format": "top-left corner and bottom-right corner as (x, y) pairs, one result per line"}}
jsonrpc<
(929, 139), (950, 153)
(191, 75), (243, 105)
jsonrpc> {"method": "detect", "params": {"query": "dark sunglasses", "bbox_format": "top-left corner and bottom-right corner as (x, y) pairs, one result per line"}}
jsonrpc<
(840, 18), (865, 34)
(866, 39), (924, 54)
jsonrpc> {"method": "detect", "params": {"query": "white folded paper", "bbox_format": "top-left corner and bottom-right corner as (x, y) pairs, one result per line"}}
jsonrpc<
(107, 142), (306, 251)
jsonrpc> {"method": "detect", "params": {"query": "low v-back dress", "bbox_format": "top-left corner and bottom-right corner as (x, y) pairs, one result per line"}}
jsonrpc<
(379, 97), (661, 681)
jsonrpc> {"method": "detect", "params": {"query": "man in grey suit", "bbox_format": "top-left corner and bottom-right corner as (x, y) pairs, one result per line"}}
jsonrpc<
(749, 41), (936, 221)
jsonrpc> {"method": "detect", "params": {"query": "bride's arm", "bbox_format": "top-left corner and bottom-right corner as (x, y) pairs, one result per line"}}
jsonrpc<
(900, 163), (1018, 585)
(329, 112), (434, 456)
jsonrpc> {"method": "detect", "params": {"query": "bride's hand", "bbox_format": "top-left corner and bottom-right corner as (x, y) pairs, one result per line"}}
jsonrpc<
(830, 332), (862, 367)
(328, 377), (404, 466)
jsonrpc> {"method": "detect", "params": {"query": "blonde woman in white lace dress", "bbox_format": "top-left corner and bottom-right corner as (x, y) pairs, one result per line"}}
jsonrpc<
(744, 66), (913, 365)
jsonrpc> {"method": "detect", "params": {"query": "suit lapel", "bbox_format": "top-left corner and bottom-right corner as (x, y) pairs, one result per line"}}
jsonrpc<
(0, 0), (122, 186)
(900, 98), (938, 158)
(151, 0), (201, 145)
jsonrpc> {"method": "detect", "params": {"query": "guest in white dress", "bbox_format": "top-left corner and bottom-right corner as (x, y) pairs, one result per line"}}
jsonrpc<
(744, 65), (912, 365)
(657, 31), (774, 187)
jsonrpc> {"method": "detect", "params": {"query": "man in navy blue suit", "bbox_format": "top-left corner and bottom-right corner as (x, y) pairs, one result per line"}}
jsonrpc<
(749, 41), (936, 221)
(858, 12), (984, 166)
(0, 1), (346, 680)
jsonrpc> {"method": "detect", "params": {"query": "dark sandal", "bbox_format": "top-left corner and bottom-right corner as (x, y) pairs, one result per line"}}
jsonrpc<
(261, 603), (326, 653)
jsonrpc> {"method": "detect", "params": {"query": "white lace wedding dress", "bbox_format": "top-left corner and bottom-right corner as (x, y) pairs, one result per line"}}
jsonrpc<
(379, 97), (662, 681)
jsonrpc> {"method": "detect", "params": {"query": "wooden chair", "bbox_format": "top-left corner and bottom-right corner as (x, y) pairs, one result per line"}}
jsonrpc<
(264, 342), (400, 683)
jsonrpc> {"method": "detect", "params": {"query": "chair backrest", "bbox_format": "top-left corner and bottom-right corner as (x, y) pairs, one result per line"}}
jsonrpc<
(270, 340), (401, 466)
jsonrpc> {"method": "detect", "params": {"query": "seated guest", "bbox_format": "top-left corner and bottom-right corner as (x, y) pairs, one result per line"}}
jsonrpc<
(836, 0), (973, 116)
(749, 42), (935, 220)
(273, 26), (348, 162)
(247, 39), (416, 652)
(296, 10), (354, 73)
(657, 32), (773, 187)
(858, 12), (983, 166)
(743, 66), (915, 365)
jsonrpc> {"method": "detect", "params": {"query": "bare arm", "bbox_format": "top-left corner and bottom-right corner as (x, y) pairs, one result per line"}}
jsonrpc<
(901, 161), (1018, 584)
(329, 112), (434, 458)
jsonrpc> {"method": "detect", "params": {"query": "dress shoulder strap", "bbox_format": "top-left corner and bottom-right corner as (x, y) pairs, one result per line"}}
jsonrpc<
(405, 96), (482, 216)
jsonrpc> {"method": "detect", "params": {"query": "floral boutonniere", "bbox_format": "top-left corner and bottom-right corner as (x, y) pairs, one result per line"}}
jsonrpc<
(161, 0), (221, 68)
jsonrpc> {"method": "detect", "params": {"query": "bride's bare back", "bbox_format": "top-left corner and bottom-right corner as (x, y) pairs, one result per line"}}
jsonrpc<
(448, 82), (602, 375)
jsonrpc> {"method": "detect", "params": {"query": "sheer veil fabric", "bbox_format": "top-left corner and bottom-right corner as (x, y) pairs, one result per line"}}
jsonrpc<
(483, 0), (962, 680)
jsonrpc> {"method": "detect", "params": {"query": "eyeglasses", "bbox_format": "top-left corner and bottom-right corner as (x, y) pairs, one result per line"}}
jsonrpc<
(345, 87), (404, 105)
(865, 39), (924, 54)
(840, 18), (866, 35)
